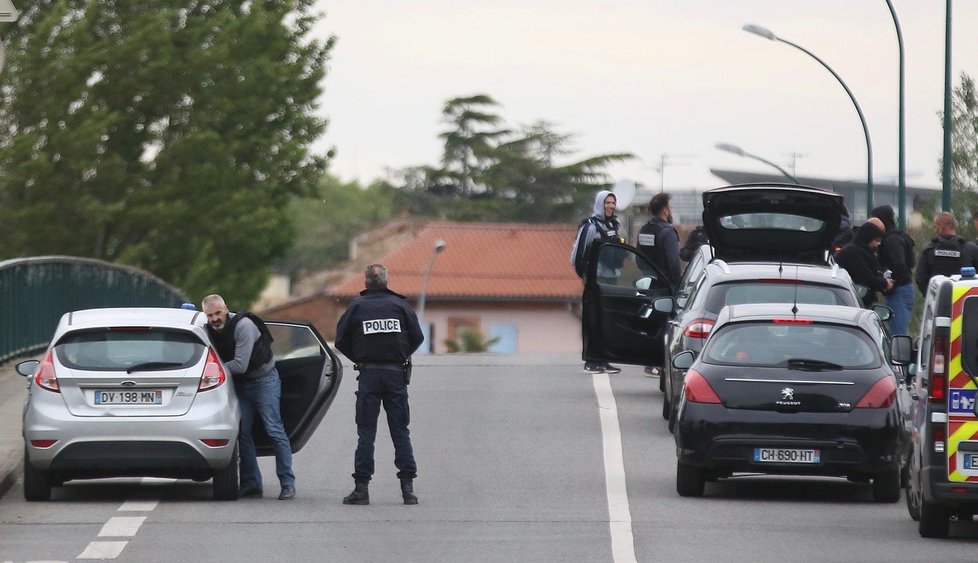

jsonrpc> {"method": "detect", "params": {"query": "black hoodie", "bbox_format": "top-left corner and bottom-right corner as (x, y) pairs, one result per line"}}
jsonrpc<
(870, 205), (915, 286)
(835, 222), (889, 307)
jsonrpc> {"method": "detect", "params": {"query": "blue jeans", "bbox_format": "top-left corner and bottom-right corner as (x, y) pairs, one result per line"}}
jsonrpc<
(238, 370), (294, 489)
(885, 283), (914, 336)
(353, 368), (416, 482)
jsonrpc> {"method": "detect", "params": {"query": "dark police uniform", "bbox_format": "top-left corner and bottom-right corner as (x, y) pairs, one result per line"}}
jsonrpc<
(915, 235), (978, 294)
(335, 286), (424, 483)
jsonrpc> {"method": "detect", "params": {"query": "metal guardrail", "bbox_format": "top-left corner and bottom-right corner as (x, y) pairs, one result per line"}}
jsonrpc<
(0, 256), (188, 363)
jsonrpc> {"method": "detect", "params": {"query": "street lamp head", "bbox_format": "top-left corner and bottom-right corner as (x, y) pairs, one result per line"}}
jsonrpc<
(715, 143), (746, 157)
(743, 24), (777, 41)
(434, 239), (447, 252)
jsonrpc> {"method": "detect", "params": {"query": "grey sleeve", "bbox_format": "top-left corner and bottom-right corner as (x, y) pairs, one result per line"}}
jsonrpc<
(226, 318), (260, 375)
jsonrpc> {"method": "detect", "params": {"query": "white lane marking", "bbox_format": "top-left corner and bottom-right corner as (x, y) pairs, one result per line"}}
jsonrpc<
(119, 500), (158, 512)
(77, 541), (127, 559)
(592, 372), (637, 563)
(98, 516), (146, 538)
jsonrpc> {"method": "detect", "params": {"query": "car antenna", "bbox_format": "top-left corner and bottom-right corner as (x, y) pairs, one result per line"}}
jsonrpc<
(792, 265), (800, 315)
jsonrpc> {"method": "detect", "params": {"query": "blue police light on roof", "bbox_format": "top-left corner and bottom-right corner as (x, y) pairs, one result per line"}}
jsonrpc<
(180, 303), (197, 310)
(961, 267), (977, 279)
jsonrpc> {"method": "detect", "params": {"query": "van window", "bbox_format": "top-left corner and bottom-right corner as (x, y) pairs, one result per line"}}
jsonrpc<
(961, 297), (978, 377)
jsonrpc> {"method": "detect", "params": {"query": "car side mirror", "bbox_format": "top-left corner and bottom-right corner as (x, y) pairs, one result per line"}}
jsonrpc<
(652, 297), (675, 315)
(890, 335), (913, 365)
(672, 350), (695, 370)
(635, 277), (653, 291)
(16, 359), (39, 377)
(872, 304), (893, 322)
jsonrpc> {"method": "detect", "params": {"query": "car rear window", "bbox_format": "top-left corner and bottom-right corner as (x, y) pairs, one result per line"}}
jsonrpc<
(720, 212), (824, 232)
(704, 281), (856, 314)
(703, 321), (880, 369)
(55, 329), (204, 371)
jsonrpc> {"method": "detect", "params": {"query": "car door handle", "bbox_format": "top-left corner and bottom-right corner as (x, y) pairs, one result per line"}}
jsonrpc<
(668, 320), (680, 327)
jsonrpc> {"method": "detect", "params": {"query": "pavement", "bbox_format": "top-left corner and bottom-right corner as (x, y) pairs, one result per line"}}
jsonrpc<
(0, 362), (25, 498)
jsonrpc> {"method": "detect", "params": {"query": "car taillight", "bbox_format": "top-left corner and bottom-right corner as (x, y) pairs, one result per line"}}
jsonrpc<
(683, 319), (714, 340)
(855, 376), (897, 408)
(683, 369), (721, 404)
(199, 349), (227, 391)
(929, 335), (949, 403)
(30, 439), (58, 448)
(34, 350), (59, 392)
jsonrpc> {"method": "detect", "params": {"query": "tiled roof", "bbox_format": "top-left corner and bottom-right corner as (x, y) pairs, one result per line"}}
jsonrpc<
(326, 221), (582, 300)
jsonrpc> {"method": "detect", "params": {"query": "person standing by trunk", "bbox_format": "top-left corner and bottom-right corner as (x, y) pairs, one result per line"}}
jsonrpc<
(871, 205), (915, 335)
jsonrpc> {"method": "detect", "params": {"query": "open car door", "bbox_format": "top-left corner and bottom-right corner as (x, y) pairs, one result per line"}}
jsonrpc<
(253, 321), (343, 456)
(583, 242), (673, 367)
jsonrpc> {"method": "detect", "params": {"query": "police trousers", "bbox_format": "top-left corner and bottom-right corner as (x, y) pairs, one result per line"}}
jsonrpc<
(353, 368), (417, 482)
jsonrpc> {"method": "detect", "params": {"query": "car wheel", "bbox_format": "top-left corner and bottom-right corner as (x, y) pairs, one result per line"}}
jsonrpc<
(919, 499), (950, 538)
(906, 479), (921, 522)
(676, 460), (705, 497)
(23, 447), (52, 502)
(212, 444), (239, 501)
(872, 468), (900, 503)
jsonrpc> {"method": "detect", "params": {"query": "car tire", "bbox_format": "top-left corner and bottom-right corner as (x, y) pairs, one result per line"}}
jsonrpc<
(212, 445), (240, 501)
(676, 460), (705, 497)
(23, 447), (52, 502)
(872, 469), (900, 503)
(906, 482), (921, 522)
(919, 499), (950, 538)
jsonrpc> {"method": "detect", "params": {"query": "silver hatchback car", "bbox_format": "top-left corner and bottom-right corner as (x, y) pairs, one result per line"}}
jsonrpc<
(16, 307), (341, 501)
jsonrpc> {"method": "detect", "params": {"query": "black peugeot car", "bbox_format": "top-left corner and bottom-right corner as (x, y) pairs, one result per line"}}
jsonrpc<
(671, 302), (913, 501)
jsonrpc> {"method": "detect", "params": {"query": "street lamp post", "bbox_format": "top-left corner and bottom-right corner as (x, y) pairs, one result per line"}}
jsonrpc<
(417, 239), (446, 349)
(744, 23), (874, 215)
(942, 0), (953, 211)
(715, 142), (799, 183)
(884, 0), (907, 229)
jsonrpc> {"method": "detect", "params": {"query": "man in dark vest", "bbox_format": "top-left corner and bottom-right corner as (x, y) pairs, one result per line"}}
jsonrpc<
(871, 205), (915, 335)
(202, 294), (295, 501)
(637, 192), (681, 291)
(335, 264), (425, 505)
(915, 212), (978, 294)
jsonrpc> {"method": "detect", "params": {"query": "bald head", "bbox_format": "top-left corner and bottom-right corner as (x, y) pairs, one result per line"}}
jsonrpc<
(866, 217), (885, 232)
(935, 212), (957, 236)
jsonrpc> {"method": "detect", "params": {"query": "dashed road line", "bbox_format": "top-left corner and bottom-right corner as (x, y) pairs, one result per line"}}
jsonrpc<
(78, 541), (128, 560)
(98, 516), (146, 537)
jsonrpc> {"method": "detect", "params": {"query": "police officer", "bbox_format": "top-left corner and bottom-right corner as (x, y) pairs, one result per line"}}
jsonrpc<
(335, 263), (425, 505)
(202, 294), (296, 500)
(637, 192), (681, 291)
(915, 212), (978, 294)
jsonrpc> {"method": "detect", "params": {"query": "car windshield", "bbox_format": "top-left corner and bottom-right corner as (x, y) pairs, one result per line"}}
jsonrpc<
(55, 329), (204, 371)
(702, 321), (881, 369)
(704, 281), (856, 315)
(719, 212), (824, 232)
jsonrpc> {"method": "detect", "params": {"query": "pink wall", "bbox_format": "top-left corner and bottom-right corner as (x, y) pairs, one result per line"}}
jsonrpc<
(421, 301), (581, 354)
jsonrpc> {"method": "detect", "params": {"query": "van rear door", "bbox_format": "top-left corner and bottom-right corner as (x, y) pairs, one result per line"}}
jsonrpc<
(946, 289), (978, 482)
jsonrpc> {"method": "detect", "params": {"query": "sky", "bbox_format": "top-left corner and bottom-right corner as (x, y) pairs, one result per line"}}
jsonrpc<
(312, 1), (978, 194)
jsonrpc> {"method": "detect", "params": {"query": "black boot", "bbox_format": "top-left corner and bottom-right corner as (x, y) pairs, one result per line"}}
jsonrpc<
(401, 479), (418, 505)
(343, 481), (369, 505)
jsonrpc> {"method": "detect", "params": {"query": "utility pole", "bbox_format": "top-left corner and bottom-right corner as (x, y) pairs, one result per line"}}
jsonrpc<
(785, 152), (808, 178)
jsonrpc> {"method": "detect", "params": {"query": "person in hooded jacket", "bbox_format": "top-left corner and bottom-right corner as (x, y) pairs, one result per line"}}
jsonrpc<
(570, 190), (625, 374)
(835, 219), (893, 308)
(870, 205), (915, 335)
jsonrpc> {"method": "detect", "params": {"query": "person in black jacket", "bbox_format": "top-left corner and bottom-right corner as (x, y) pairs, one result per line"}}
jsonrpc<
(915, 212), (978, 294)
(835, 219), (893, 308)
(335, 264), (425, 506)
(871, 205), (915, 335)
(202, 294), (296, 500)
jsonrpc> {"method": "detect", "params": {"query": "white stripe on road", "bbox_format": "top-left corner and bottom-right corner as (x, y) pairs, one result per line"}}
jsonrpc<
(98, 516), (146, 537)
(78, 541), (128, 560)
(592, 372), (637, 563)
(119, 500), (159, 512)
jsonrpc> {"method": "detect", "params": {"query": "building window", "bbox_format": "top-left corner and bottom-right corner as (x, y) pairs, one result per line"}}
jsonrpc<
(488, 323), (518, 354)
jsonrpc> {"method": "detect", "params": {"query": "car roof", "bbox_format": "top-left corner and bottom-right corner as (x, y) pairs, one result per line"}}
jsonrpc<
(56, 307), (207, 333)
(717, 302), (869, 326)
(704, 260), (853, 284)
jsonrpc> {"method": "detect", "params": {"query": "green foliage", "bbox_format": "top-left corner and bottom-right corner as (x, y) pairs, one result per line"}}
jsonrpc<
(0, 1), (333, 306)
(443, 327), (500, 354)
(281, 174), (396, 273)
(385, 94), (632, 223)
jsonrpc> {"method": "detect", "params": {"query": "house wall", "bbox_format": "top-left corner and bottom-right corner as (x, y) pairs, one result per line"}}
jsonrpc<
(422, 301), (581, 354)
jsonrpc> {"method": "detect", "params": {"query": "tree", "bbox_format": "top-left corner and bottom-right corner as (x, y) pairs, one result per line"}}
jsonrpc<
(282, 174), (396, 274)
(0, 1), (332, 306)
(387, 94), (632, 223)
